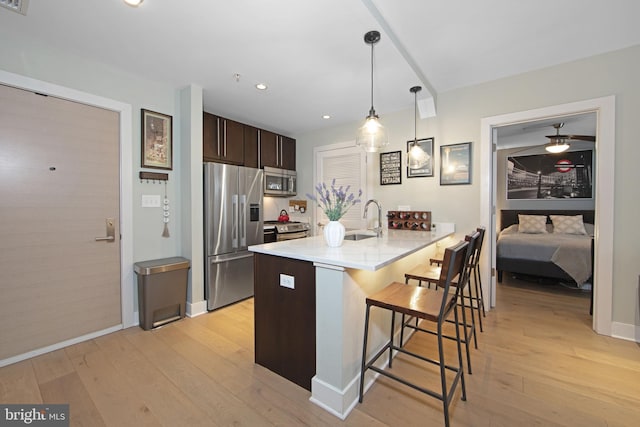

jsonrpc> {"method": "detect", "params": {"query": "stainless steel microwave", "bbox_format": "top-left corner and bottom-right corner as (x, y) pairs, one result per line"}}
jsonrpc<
(264, 166), (296, 197)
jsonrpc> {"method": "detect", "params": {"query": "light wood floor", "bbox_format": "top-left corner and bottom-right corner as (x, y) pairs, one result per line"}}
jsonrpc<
(1, 276), (639, 426)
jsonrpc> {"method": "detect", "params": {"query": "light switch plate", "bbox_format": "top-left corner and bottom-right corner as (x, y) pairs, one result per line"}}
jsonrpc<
(142, 194), (161, 208)
(280, 274), (295, 289)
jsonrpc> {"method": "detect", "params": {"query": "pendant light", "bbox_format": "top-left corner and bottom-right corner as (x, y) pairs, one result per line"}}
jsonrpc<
(407, 85), (429, 169)
(545, 123), (570, 153)
(356, 31), (389, 152)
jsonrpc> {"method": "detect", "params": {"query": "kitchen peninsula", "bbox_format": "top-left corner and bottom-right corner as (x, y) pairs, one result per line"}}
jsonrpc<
(248, 223), (454, 419)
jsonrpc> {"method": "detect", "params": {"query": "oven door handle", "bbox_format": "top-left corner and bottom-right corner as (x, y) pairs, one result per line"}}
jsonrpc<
(277, 231), (309, 241)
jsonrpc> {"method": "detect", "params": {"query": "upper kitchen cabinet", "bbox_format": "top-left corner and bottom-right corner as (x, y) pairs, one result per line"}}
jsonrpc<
(260, 130), (296, 170)
(203, 112), (244, 165)
(243, 125), (259, 169)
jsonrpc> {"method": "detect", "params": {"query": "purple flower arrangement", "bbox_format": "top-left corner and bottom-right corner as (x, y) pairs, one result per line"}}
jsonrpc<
(307, 179), (363, 221)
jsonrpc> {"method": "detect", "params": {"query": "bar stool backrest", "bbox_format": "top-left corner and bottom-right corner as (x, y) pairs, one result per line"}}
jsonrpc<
(470, 227), (485, 267)
(459, 230), (480, 288)
(436, 240), (470, 318)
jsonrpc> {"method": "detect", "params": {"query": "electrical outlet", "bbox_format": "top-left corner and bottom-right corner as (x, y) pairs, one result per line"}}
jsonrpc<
(280, 274), (295, 289)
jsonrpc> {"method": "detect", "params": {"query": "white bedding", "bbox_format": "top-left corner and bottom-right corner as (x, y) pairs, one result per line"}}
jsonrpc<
(497, 224), (593, 285)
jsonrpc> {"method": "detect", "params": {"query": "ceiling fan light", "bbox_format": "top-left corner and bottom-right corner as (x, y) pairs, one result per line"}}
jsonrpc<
(545, 141), (570, 153)
(124, 0), (144, 7)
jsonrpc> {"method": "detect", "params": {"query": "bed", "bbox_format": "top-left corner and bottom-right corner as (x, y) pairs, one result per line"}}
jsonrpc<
(497, 209), (594, 287)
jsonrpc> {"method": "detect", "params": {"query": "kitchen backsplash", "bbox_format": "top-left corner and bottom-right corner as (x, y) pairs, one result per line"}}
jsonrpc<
(264, 196), (310, 223)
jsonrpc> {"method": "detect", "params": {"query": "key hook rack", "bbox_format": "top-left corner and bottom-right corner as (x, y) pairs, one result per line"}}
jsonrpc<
(139, 171), (169, 184)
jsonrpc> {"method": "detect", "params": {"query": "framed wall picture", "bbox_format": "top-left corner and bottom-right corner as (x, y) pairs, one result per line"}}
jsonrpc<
(380, 151), (402, 185)
(440, 142), (471, 185)
(406, 137), (434, 178)
(506, 150), (593, 199)
(141, 109), (172, 170)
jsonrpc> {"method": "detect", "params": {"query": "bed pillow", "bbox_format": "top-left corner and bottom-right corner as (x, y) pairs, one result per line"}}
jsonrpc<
(550, 215), (588, 235)
(517, 214), (548, 234)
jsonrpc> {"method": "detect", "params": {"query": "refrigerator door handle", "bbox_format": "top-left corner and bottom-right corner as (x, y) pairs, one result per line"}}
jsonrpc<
(240, 194), (247, 247)
(209, 252), (253, 264)
(232, 194), (238, 248)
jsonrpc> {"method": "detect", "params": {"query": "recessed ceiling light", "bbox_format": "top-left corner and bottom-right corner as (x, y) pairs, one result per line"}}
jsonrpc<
(255, 83), (268, 90)
(124, 0), (144, 7)
(322, 115), (331, 120)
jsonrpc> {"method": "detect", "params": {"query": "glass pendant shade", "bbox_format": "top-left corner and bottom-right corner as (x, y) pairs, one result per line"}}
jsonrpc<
(356, 113), (388, 152)
(408, 140), (430, 168)
(407, 85), (428, 168)
(356, 30), (388, 152)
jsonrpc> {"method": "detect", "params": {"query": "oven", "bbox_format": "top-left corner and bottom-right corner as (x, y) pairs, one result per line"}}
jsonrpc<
(264, 221), (310, 242)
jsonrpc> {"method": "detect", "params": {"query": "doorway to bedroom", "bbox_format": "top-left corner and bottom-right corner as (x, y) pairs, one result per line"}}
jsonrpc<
(495, 112), (596, 304)
(480, 96), (615, 336)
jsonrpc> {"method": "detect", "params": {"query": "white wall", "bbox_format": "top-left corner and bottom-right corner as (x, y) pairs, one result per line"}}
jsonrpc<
(0, 36), (189, 312)
(295, 44), (640, 328)
(2, 29), (638, 330)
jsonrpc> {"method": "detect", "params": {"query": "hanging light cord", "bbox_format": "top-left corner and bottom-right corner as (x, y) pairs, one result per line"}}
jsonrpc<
(413, 89), (418, 143)
(369, 41), (375, 117)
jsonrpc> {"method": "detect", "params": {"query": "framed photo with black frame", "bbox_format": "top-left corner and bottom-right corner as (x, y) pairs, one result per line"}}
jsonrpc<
(141, 109), (173, 170)
(406, 137), (434, 178)
(380, 151), (402, 185)
(440, 142), (471, 185)
(506, 149), (593, 199)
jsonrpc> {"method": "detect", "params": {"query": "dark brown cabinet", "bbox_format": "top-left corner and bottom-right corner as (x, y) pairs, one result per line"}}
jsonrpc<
(203, 112), (294, 170)
(254, 253), (315, 391)
(260, 130), (296, 170)
(243, 125), (259, 168)
(203, 112), (244, 165)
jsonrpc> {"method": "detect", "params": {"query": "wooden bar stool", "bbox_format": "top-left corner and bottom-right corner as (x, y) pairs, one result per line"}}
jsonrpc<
(359, 240), (470, 427)
(472, 227), (486, 322)
(430, 227), (486, 332)
(402, 231), (480, 373)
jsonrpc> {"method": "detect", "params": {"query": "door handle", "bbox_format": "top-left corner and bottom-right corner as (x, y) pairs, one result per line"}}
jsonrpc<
(240, 195), (247, 247)
(95, 218), (115, 242)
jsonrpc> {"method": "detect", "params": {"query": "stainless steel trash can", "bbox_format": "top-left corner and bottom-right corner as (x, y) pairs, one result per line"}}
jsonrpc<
(134, 257), (190, 330)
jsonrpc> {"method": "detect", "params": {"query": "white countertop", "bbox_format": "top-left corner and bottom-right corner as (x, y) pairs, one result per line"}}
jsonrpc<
(249, 223), (454, 271)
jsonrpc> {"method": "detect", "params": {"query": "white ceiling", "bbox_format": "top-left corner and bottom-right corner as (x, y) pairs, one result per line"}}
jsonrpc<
(1, 0), (639, 136)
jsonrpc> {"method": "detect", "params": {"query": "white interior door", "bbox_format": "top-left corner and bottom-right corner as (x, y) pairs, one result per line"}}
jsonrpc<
(314, 144), (366, 234)
(0, 84), (121, 361)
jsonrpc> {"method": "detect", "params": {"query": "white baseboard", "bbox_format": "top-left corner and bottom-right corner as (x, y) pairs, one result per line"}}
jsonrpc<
(0, 324), (123, 368)
(310, 324), (410, 419)
(611, 321), (640, 342)
(310, 374), (365, 420)
(187, 300), (207, 317)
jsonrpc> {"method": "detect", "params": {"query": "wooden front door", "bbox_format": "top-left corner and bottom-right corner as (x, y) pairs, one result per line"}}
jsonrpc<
(0, 83), (121, 361)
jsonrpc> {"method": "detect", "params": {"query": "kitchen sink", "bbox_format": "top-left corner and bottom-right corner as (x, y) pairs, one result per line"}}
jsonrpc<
(344, 233), (376, 241)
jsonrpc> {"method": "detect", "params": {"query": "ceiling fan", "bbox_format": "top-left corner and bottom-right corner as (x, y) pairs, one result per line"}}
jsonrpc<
(545, 122), (595, 153)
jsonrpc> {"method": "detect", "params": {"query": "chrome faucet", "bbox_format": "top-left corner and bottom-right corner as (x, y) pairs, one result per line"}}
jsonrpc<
(363, 199), (382, 237)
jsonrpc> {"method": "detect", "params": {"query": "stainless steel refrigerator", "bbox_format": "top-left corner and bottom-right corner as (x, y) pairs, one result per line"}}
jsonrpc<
(204, 162), (263, 311)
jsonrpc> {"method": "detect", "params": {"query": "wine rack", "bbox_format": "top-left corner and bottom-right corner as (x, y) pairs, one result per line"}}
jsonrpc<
(387, 211), (431, 231)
